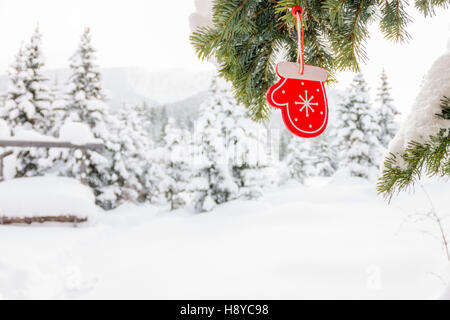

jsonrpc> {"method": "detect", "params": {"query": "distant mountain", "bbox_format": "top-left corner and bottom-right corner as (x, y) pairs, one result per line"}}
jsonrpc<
(0, 67), (214, 112)
(100, 67), (214, 111)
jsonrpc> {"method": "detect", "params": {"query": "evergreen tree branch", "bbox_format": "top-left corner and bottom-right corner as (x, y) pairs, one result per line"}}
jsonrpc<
(378, 97), (450, 200)
(379, 0), (412, 42)
(415, 0), (450, 17)
(191, 0), (448, 120)
(437, 96), (450, 120)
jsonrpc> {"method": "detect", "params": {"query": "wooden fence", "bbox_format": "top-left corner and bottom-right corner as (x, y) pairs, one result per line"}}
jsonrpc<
(0, 140), (103, 183)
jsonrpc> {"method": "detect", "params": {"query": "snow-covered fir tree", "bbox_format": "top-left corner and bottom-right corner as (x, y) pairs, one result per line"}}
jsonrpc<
(108, 103), (150, 203)
(335, 73), (382, 179)
(285, 134), (337, 181)
(285, 137), (311, 183)
(0, 28), (53, 177)
(0, 45), (28, 128)
(228, 119), (272, 199)
(217, 81), (273, 200)
(134, 101), (154, 143)
(1, 27), (52, 134)
(23, 27), (53, 131)
(278, 130), (292, 161)
(303, 135), (338, 177)
(46, 76), (68, 137)
(376, 70), (400, 148)
(66, 28), (107, 124)
(130, 102), (166, 203)
(148, 105), (168, 146)
(191, 78), (238, 212)
(141, 149), (165, 204)
(112, 101), (164, 204)
(61, 28), (125, 209)
(160, 118), (190, 210)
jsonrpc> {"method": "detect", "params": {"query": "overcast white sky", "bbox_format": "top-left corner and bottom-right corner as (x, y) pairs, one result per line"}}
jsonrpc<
(0, 0), (448, 114)
(0, 0), (204, 71)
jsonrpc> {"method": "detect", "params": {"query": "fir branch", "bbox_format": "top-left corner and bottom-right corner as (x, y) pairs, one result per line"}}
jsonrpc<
(322, 0), (346, 26)
(379, 0), (412, 42)
(378, 97), (450, 200)
(191, 27), (222, 61)
(191, 0), (449, 120)
(415, 0), (450, 17)
(437, 96), (450, 120)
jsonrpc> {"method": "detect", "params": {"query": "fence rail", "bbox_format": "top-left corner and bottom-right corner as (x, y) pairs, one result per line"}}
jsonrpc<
(0, 139), (104, 183)
(0, 140), (103, 150)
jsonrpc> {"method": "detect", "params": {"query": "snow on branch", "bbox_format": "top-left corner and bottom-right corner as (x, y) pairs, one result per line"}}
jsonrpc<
(378, 44), (450, 198)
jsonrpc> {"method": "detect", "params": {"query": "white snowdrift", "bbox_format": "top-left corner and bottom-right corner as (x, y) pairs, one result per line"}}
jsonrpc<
(0, 119), (11, 139)
(13, 129), (58, 142)
(0, 177), (97, 219)
(386, 47), (450, 168)
(3, 123), (100, 145)
(59, 122), (101, 145)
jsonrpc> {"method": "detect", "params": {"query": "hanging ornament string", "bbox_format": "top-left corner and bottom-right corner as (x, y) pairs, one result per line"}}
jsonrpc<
(291, 6), (304, 75)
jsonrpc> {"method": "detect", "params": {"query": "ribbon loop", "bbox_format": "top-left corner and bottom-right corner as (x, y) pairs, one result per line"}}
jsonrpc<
(291, 6), (305, 75)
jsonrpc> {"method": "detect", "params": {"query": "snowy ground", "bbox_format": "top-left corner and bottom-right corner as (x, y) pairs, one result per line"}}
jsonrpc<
(0, 176), (449, 300)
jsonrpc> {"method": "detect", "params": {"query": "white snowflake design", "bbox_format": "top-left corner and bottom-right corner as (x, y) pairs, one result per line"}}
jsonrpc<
(294, 90), (318, 117)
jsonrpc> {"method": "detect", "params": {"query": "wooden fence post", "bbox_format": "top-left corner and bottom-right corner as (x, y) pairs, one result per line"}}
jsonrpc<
(0, 157), (3, 182)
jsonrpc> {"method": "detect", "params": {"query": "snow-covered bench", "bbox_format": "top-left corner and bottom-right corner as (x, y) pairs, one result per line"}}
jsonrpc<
(0, 177), (97, 225)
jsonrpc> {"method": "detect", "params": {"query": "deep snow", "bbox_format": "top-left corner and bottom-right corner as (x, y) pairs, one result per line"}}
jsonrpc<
(0, 176), (449, 299)
(0, 177), (97, 219)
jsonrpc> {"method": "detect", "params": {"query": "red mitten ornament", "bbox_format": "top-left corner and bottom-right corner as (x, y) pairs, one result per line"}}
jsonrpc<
(266, 6), (329, 139)
(267, 62), (329, 138)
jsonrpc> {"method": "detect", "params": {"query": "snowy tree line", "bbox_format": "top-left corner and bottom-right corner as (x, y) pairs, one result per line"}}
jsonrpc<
(0, 27), (400, 212)
(283, 70), (400, 182)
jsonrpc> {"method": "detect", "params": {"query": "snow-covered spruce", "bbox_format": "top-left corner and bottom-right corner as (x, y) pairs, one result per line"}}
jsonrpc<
(160, 118), (191, 210)
(57, 28), (125, 209)
(191, 78), (238, 212)
(114, 102), (160, 204)
(306, 135), (337, 178)
(191, 76), (275, 211)
(148, 104), (169, 147)
(1, 27), (52, 134)
(376, 70), (400, 148)
(284, 130), (337, 181)
(333, 73), (382, 179)
(285, 138), (310, 183)
(47, 76), (69, 138)
(217, 79), (273, 200)
(278, 130), (292, 162)
(0, 27), (53, 178)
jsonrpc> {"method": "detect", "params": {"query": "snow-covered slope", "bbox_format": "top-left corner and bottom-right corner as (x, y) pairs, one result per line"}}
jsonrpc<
(0, 176), (448, 299)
